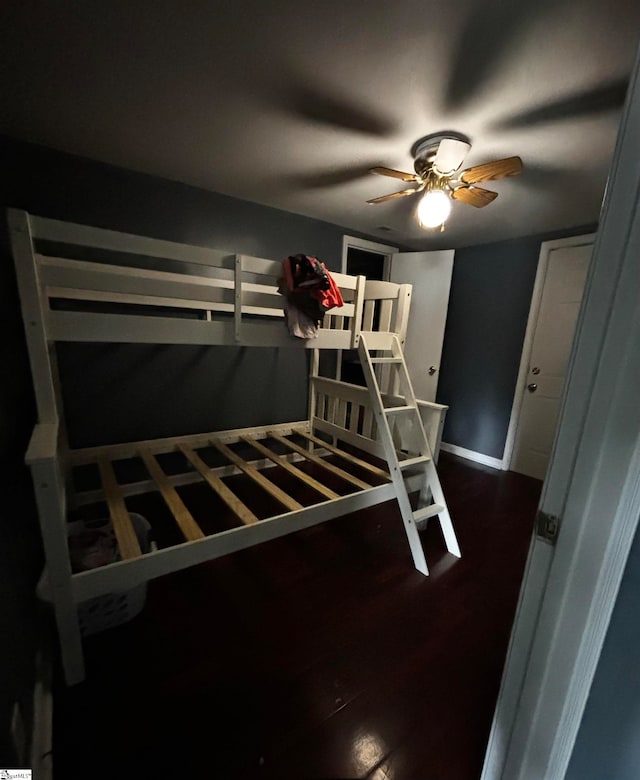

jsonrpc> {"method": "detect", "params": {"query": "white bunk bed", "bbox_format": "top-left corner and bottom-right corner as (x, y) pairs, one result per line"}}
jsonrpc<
(10, 208), (461, 685)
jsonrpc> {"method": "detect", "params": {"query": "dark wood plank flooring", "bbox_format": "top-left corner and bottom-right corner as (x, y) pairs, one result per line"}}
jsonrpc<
(53, 453), (541, 779)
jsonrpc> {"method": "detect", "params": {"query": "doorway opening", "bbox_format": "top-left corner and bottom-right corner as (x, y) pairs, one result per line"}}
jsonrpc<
(340, 235), (397, 279)
(340, 236), (398, 386)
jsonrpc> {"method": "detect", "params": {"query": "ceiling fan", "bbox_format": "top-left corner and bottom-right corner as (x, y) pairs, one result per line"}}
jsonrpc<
(368, 134), (523, 228)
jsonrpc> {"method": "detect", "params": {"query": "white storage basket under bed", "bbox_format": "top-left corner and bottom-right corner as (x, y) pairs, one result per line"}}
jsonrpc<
(38, 513), (155, 637)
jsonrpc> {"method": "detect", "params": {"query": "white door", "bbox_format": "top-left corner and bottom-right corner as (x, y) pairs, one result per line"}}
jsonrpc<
(483, 48), (638, 780)
(510, 240), (594, 479)
(390, 250), (454, 402)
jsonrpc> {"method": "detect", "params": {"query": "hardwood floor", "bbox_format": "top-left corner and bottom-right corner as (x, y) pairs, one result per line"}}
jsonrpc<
(53, 453), (541, 779)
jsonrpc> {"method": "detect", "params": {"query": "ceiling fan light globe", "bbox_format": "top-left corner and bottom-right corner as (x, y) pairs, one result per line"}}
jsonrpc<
(417, 190), (451, 228)
(432, 138), (472, 176)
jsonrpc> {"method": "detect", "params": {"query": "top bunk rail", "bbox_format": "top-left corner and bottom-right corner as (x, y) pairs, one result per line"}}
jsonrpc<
(10, 209), (412, 352)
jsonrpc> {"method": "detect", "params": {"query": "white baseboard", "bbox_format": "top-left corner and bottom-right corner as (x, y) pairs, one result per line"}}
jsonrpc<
(440, 442), (504, 470)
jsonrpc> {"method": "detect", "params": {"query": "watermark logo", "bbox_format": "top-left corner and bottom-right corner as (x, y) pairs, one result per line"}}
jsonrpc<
(0, 771), (32, 779)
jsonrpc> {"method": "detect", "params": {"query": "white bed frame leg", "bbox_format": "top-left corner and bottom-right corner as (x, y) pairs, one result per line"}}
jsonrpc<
(49, 584), (85, 685)
(31, 458), (85, 685)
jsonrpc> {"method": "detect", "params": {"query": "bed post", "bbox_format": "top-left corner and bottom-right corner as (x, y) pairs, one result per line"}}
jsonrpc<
(28, 429), (85, 684)
(8, 209), (58, 422)
(234, 254), (243, 342)
(390, 283), (412, 395)
(350, 275), (366, 349)
(308, 349), (320, 449)
(9, 209), (85, 684)
(394, 283), (412, 345)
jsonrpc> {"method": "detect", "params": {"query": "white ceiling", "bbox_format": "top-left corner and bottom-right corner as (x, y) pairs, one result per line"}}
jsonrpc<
(1, 0), (639, 249)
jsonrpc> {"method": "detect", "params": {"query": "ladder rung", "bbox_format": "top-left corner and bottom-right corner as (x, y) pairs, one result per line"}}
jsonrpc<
(384, 405), (416, 415)
(370, 357), (403, 364)
(398, 455), (431, 469)
(413, 504), (444, 523)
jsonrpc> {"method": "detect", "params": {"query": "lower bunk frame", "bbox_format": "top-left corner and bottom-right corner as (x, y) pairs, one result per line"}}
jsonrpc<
(31, 417), (428, 685)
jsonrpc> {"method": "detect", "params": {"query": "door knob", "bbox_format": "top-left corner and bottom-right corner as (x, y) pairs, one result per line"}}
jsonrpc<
(528, 383), (538, 393)
(428, 366), (437, 375)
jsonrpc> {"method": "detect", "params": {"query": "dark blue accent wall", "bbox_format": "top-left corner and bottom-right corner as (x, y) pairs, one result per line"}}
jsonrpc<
(566, 517), (640, 780)
(0, 136), (378, 452)
(436, 227), (597, 460)
(0, 135), (380, 756)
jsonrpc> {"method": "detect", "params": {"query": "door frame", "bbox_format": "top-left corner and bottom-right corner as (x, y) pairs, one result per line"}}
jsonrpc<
(502, 232), (596, 471)
(482, 43), (640, 779)
(341, 235), (398, 279)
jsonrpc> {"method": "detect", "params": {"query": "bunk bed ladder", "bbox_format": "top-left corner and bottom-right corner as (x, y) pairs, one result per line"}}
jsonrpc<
(358, 334), (461, 575)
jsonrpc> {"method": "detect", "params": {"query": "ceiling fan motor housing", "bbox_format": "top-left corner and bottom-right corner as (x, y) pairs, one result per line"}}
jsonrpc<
(412, 132), (472, 178)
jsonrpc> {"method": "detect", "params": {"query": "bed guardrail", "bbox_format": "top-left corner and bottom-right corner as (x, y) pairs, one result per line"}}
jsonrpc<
(310, 375), (448, 462)
(10, 210), (411, 353)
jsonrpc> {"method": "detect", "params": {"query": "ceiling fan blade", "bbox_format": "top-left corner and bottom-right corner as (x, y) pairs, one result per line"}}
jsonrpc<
(367, 187), (420, 204)
(370, 166), (420, 183)
(461, 156), (523, 184)
(433, 138), (472, 175)
(452, 186), (498, 208)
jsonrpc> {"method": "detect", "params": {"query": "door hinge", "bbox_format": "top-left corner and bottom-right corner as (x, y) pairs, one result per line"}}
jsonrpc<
(536, 510), (560, 544)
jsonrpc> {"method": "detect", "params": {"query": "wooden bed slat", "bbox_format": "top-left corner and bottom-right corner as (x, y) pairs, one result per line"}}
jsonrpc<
(268, 432), (371, 490)
(97, 457), (143, 560)
(178, 445), (259, 526)
(241, 436), (339, 500)
(293, 429), (390, 479)
(211, 441), (303, 512)
(139, 449), (205, 541)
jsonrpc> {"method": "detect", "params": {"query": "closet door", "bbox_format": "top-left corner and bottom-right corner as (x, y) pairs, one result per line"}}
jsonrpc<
(509, 239), (594, 479)
(390, 250), (454, 402)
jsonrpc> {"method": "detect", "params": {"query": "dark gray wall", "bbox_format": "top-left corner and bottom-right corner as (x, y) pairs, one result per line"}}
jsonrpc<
(0, 135), (377, 760)
(436, 227), (596, 460)
(566, 516), (640, 780)
(1, 135), (371, 451)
